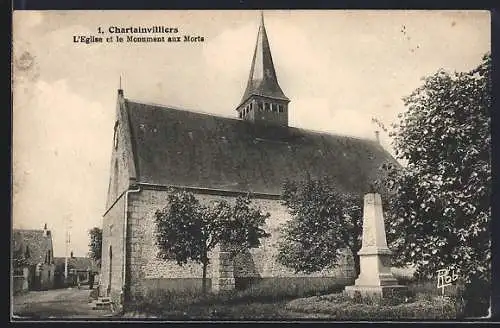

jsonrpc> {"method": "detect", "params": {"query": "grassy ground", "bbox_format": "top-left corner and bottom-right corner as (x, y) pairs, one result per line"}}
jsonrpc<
(127, 278), (345, 320)
(285, 284), (464, 320)
(125, 278), (487, 320)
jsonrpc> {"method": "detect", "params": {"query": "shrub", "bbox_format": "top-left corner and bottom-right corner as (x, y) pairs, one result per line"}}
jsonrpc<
(286, 292), (462, 320)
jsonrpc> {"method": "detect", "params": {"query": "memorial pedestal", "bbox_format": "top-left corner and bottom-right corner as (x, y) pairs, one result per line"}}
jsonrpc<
(344, 193), (407, 298)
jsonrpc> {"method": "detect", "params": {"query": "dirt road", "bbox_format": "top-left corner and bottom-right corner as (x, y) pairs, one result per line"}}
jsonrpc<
(12, 286), (113, 320)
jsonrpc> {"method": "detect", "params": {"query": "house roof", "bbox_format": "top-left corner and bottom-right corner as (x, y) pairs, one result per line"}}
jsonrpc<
(12, 229), (53, 266)
(53, 257), (100, 272)
(123, 99), (397, 195)
(238, 12), (289, 107)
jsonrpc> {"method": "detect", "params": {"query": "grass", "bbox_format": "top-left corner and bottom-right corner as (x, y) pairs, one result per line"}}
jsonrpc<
(127, 278), (344, 319)
(286, 292), (461, 320)
(126, 277), (487, 320)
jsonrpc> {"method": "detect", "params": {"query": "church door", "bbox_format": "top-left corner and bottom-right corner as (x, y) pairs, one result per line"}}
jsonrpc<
(108, 246), (112, 296)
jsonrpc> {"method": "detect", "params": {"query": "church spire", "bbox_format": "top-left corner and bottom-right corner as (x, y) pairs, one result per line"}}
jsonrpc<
(236, 12), (290, 127)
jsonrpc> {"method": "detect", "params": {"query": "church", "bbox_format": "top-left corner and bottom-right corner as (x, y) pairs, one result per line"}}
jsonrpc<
(100, 13), (397, 306)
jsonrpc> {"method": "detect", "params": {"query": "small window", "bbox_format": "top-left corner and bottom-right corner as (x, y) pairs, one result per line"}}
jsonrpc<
(278, 105), (284, 113)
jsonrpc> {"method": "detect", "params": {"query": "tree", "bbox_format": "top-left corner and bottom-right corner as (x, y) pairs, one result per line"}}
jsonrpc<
(277, 177), (363, 277)
(378, 54), (490, 314)
(88, 227), (103, 264)
(154, 189), (270, 294)
(12, 247), (30, 272)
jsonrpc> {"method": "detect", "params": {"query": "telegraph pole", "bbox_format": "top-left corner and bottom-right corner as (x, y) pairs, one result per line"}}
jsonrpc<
(64, 215), (72, 280)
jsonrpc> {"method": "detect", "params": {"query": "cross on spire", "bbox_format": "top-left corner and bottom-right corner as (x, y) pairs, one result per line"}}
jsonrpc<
(118, 74), (124, 96)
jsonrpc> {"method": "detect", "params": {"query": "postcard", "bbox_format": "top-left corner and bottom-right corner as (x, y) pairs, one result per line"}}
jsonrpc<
(11, 9), (492, 321)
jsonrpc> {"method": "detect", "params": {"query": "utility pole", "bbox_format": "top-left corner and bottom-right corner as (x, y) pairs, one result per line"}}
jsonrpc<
(64, 215), (72, 280)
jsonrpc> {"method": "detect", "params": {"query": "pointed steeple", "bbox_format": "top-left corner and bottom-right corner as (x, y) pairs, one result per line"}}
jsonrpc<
(236, 12), (290, 127)
(240, 12), (289, 105)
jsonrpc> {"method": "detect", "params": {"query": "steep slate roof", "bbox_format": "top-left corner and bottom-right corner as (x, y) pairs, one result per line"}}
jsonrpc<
(238, 13), (289, 107)
(124, 100), (397, 195)
(12, 229), (53, 266)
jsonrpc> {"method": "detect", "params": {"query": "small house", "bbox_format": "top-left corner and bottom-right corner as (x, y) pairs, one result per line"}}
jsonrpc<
(12, 224), (56, 291)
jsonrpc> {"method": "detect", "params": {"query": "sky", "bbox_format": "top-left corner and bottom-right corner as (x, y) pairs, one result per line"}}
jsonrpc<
(12, 10), (490, 257)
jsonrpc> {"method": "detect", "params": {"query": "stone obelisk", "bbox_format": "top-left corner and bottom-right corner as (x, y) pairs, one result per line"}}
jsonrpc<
(345, 193), (407, 298)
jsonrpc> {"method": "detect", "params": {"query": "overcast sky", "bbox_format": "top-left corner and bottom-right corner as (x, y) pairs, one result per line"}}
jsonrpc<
(12, 10), (490, 257)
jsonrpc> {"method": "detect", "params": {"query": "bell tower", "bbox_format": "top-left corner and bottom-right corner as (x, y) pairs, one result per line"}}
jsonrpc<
(236, 12), (290, 127)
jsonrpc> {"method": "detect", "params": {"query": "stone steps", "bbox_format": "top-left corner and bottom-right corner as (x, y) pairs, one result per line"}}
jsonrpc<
(91, 297), (113, 311)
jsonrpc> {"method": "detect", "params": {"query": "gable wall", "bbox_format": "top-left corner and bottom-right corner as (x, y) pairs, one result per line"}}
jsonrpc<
(125, 188), (355, 301)
(105, 96), (136, 210)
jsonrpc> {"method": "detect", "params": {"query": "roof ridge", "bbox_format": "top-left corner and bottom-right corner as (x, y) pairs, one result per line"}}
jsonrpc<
(125, 98), (378, 143)
(13, 229), (44, 233)
(125, 98), (241, 121)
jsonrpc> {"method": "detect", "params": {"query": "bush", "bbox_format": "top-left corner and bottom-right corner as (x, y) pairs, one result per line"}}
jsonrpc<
(404, 279), (490, 318)
(286, 292), (463, 320)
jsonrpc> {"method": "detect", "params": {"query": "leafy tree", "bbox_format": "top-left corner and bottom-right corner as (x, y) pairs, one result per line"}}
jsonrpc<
(154, 189), (270, 294)
(12, 247), (30, 272)
(277, 177), (363, 277)
(88, 227), (103, 264)
(378, 54), (491, 314)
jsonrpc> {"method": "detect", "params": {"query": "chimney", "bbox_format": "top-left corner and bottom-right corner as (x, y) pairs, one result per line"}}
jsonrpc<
(71, 251), (74, 258)
(375, 130), (380, 144)
(43, 223), (48, 237)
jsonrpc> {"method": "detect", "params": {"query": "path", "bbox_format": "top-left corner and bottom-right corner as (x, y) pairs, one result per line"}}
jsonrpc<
(12, 286), (113, 320)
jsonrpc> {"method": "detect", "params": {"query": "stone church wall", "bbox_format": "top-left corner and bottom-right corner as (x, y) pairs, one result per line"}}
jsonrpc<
(125, 188), (356, 301)
(101, 195), (126, 304)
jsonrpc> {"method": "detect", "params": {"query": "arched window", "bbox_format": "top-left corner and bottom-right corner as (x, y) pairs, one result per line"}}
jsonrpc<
(108, 245), (113, 292)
